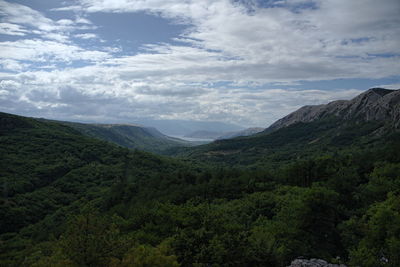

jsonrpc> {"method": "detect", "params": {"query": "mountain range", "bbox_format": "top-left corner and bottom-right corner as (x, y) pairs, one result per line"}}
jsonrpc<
(180, 88), (400, 165)
(268, 88), (400, 131)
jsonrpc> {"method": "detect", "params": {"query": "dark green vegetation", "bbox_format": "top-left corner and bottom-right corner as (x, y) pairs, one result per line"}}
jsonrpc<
(1, 100), (400, 266)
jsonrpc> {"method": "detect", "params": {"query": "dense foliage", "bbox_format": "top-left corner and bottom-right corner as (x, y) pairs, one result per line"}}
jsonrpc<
(1, 112), (399, 266)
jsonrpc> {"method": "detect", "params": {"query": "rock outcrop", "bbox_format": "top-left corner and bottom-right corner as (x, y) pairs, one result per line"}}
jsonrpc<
(268, 88), (400, 131)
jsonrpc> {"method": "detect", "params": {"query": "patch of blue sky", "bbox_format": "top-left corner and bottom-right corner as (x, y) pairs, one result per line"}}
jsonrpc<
(335, 53), (399, 60)
(366, 53), (399, 58)
(0, 34), (26, 42)
(341, 37), (372, 45)
(288, 1), (318, 13)
(233, 0), (284, 9)
(86, 12), (188, 55)
(233, 0), (319, 15)
(10, 0), (63, 13)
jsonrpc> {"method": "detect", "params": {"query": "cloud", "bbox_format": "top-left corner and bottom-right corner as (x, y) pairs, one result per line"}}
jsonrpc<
(75, 17), (92, 24)
(373, 83), (400, 90)
(58, 0), (400, 83)
(0, 22), (27, 36)
(75, 33), (98, 39)
(0, 0), (58, 32)
(57, 19), (74, 26)
(0, 39), (110, 63)
(0, 65), (365, 126)
(0, 0), (96, 41)
(0, 59), (30, 71)
(1, 0), (399, 126)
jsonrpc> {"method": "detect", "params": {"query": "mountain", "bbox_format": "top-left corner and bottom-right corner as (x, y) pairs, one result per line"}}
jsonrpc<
(133, 118), (245, 136)
(180, 88), (400, 165)
(58, 121), (196, 154)
(216, 127), (265, 140)
(267, 88), (400, 132)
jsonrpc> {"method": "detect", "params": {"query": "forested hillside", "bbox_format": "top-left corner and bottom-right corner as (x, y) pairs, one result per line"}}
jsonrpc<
(1, 98), (400, 266)
(0, 112), (193, 266)
(57, 121), (195, 154)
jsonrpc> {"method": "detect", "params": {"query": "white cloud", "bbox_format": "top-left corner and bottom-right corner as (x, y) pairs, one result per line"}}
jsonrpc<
(0, 59), (30, 71)
(0, 39), (110, 63)
(0, 0), (58, 32)
(75, 17), (92, 24)
(75, 33), (98, 39)
(0, 65), (365, 126)
(57, 19), (74, 26)
(0, 22), (27, 35)
(373, 83), (400, 90)
(1, 0), (399, 126)
(0, 0), (96, 41)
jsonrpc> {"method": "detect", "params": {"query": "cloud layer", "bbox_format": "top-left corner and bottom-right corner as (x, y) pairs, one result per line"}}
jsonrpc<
(0, 0), (399, 127)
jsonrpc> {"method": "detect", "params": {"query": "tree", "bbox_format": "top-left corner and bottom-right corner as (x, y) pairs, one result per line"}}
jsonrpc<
(349, 193), (400, 267)
(118, 242), (179, 267)
(59, 211), (127, 267)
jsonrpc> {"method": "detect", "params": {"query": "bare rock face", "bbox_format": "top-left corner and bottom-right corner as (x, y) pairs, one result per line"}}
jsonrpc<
(268, 88), (400, 131)
(288, 258), (347, 267)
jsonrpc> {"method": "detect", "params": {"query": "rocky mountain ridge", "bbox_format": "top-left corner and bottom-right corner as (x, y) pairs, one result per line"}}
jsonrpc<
(268, 88), (400, 131)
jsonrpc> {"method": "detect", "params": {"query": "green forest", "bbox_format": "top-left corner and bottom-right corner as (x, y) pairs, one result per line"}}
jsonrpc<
(1, 111), (400, 267)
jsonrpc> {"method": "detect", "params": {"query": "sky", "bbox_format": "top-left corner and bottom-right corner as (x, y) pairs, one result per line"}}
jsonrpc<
(0, 0), (399, 127)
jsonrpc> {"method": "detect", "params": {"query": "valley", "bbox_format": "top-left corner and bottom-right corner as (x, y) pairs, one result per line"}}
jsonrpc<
(1, 88), (399, 266)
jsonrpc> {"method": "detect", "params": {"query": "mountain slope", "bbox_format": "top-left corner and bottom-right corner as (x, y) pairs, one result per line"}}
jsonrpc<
(180, 88), (400, 165)
(0, 111), (196, 265)
(0, 112), (185, 234)
(268, 88), (400, 132)
(58, 121), (196, 154)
